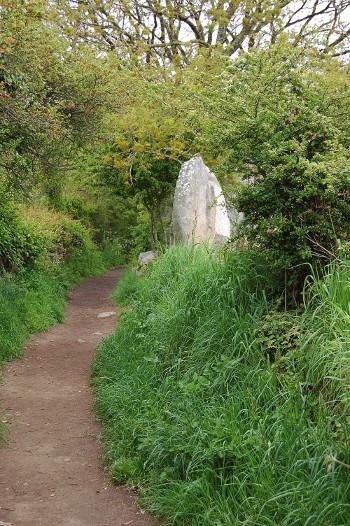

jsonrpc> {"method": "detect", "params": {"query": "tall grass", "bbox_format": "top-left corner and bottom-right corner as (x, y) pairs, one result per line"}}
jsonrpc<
(93, 246), (350, 525)
(297, 261), (350, 466)
(0, 269), (65, 364)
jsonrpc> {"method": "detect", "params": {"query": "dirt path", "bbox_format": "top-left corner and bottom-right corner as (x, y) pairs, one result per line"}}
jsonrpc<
(0, 268), (161, 526)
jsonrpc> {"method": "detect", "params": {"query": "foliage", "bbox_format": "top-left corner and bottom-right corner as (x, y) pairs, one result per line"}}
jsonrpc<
(51, 0), (350, 65)
(100, 239), (127, 268)
(99, 66), (197, 248)
(0, 0), (115, 206)
(101, 155), (178, 249)
(254, 309), (303, 363)
(0, 196), (101, 274)
(0, 269), (66, 365)
(0, 191), (32, 272)
(200, 42), (350, 288)
(0, 0), (64, 195)
(93, 246), (350, 525)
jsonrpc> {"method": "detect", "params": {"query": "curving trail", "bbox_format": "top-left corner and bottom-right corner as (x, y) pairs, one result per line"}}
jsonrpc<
(0, 268), (160, 526)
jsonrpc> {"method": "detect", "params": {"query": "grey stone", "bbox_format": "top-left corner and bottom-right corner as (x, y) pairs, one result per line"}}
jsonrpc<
(97, 311), (116, 318)
(172, 156), (231, 244)
(138, 251), (156, 268)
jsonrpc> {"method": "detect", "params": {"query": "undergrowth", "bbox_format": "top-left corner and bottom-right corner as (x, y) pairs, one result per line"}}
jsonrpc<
(0, 200), (125, 367)
(93, 245), (350, 526)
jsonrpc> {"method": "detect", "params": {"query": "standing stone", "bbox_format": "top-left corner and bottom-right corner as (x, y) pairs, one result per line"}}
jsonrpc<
(172, 156), (231, 243)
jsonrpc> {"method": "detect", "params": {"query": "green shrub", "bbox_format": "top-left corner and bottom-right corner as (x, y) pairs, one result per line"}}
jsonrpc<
(0, 195), (42, 272)
(215, 44), (350, 291)
(0, 200), (109, 276)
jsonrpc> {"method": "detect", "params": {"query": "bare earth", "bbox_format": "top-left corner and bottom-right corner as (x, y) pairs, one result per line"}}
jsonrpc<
(0, 268), (161, 526)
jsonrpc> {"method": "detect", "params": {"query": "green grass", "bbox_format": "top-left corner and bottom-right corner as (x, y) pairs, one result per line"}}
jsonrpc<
(0, 270), (64, 364)
(93, 245), (350, 525)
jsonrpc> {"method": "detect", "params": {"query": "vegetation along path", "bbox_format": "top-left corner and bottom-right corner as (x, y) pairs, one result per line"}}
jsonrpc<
(0, 268), (160, 526)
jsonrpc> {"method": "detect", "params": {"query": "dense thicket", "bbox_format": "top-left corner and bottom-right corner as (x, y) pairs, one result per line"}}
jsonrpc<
(200, 43), (350, 288)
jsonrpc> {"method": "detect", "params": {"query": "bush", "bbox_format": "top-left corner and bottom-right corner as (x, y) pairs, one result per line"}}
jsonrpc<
(213, 43), (350, 290)
(0, 199), (109, 276)
(0, 194), (41, 272)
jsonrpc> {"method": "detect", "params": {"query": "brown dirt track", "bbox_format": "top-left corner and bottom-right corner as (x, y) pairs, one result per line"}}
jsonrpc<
(0, 268), (161, 526)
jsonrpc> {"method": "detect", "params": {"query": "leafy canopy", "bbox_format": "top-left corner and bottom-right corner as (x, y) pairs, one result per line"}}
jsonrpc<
(208, 42), (350, 285)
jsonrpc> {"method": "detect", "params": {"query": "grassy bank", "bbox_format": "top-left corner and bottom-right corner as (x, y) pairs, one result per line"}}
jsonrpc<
(0, 246), (106, 366)
(0, 203), (125, 366)
(93, 245), (350, 526)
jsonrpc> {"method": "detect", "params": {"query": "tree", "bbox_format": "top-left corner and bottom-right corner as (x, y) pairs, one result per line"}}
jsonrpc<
(97, 64), (201, 248)
(0, 0), (115, 204)
(206, 42), (350, 290)
(50, 0), (350, 65)
(1, 0), (58, 194)
(101, 153), (179, 249)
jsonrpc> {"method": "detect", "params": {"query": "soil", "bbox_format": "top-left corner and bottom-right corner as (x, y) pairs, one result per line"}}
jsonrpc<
(0, 268), (161, 526)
